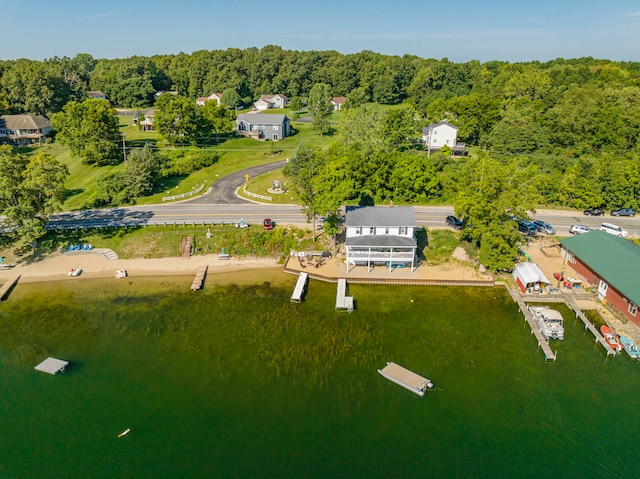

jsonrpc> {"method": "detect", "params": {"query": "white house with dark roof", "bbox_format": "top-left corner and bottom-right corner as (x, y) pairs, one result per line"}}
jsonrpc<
(345, 206), (417, 273)
(236, 113), (290, 141)
(422, 120), (459, 153)
(0, 114), (52, 146)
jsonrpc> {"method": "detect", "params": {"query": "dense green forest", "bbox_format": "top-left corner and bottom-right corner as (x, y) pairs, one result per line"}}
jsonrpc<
(2, 47), (640, 268)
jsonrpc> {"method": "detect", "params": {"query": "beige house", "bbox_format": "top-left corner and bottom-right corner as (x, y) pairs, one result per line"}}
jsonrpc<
(0, 114), (52, 146)
(196, 92), (222, 107)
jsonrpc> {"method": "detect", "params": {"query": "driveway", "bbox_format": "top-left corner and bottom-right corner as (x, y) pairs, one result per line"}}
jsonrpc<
(184, 159), (288, 204)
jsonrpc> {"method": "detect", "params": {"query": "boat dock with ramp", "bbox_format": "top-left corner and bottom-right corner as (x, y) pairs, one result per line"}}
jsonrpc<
(511, 289), (617, 360)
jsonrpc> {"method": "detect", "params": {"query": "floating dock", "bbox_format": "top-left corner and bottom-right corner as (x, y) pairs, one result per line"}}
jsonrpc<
(35, 357), (69, 375)
(191, 265), (208, 291)
(0, 275), (20, 301)
(378, 362), (433, 396)
(291, 272), (308, 303)
(335, 278), (354, 312)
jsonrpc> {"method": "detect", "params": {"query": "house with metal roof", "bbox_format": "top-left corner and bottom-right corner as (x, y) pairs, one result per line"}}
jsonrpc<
(345, 206), (417, 273)
(560, 231), (640, 326)
(236, 113), (290, 141)
(0, 114), (52, 146)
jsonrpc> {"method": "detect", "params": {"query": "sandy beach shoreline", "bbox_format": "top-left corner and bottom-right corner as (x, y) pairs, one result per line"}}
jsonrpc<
(0, 252), (281, 283)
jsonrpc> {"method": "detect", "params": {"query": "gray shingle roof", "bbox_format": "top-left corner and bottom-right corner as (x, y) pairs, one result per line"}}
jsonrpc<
(236, 113), (288, 126)
(560, 230), (640, 305)
(346, 206), (415, 228)
(0, 114), (50, 130)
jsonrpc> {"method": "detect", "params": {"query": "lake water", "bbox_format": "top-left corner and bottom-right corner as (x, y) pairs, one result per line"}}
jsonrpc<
(1, 270), (639, 478)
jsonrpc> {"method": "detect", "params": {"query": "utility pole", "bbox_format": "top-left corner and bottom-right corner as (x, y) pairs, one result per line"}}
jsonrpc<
(122, 133), (126, 164)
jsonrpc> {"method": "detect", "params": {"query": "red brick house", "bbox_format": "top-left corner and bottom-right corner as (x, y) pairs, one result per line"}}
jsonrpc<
(560, 231), (640, 326)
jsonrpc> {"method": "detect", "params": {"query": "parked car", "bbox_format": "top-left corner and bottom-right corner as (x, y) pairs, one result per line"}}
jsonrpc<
(446, 215), (463, 230)
(569, 224), (592, 235)
(532, 220), (556, 235)
(263, 218), (275, 230)
(518, 220), (537, 236)
(600, 222), (628, 238)
(611, 208), (636, 217)
(583, 207), (604, 216)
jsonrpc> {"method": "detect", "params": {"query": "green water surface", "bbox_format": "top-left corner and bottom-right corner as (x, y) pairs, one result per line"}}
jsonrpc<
(0, 270), (638, 478)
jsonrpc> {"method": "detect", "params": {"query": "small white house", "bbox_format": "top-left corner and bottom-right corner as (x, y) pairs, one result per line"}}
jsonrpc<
(422, 120), (458, 153)
(345, 206), (417, 273)
(331, 96), (347, 110)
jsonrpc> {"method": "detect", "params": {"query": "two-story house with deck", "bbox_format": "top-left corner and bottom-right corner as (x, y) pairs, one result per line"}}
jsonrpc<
(422, 120), (457, 151)
(345, 206), (417, 273)
(236, 113), (290, 141)
(0, 114), (52, 146)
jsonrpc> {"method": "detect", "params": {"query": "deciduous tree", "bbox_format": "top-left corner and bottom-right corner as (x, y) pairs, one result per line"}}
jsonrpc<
(308, 83), (333, 135)
(51, 98), (121, 165)
(0, 146), (68, 246)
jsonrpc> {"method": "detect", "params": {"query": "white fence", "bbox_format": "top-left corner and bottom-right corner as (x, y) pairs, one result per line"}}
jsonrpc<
(162, 183), (206, 202)
(243, 183), (272, 201)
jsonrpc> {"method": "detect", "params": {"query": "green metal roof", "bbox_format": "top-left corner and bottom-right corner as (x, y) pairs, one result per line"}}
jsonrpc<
(560, 230), (640, 305)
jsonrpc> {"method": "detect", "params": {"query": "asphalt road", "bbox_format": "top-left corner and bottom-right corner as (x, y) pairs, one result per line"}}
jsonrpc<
(184, 159), (288, 204)
(44, 160), (640, 236)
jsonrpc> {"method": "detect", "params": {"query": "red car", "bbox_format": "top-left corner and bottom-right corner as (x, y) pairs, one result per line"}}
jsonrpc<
(263, 218), (275, 230)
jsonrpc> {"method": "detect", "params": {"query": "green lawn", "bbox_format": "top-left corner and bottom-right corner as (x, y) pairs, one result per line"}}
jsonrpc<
(30, 223), (321, 261)
(29, 115), (337, 210)
(238, 168), (299, 205)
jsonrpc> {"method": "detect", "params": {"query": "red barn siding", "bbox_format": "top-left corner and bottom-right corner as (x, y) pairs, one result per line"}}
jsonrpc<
(570, 255), (640, 327)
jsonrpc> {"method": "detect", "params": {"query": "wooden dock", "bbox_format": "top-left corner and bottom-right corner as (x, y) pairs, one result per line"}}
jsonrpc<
(0, 275), (20, 301)
(190, 265), (208, 291)
(521, 293), (617, 356)
(564, 296), (617, 356)
(509, 290), (557, 361)
(335, 278), (354, 312)
(291, 272), (308, 303)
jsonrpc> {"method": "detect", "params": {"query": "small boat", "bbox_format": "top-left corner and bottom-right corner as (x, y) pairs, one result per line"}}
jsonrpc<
(68, 268), (82, 277)
(600, 325), (623, 353)
(619, 335), (640, 359)
(528, 306), (564, 340)
(115, 270), (128, 279)
(118, 428), (130, 437)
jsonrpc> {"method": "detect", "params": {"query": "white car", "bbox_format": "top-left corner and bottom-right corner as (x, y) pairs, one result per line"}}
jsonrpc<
(600, 222), (628, 238)
(569, 224), (591, 235)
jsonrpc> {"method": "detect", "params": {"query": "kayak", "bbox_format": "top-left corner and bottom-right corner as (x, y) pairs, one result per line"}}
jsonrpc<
(118, 428), (130, 438)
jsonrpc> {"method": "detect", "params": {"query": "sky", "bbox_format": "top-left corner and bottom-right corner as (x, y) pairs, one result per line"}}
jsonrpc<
(2, 0), (640, 63)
